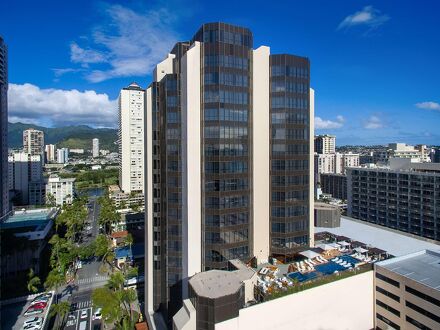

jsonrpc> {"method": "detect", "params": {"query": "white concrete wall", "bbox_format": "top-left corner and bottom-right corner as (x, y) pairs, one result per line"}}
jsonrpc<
(154, 54), (175, 82)
(181, 42), (202, 298)
(216, 271), (374, 330)
(252, 46), (270, 263)
(144, 86), (156, 328)
(309, 88), (315, 247)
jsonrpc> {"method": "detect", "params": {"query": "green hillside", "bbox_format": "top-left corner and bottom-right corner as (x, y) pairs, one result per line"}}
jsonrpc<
(8, 122), (118, 152)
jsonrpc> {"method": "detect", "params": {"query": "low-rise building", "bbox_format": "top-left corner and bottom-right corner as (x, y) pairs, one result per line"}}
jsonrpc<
(108, 185), (144, 209)
(45, 175), (75, 205)
(374, 250), (440, 330)
(314, 202), (341, 228)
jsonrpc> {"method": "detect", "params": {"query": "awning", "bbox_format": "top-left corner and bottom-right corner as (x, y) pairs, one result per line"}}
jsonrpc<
(354, 247), (368, 253)
(299, 250), (321, 259)
(317, 244), (337, 251)
(328, 242), (341, 249)
(337, 241), (350, 247)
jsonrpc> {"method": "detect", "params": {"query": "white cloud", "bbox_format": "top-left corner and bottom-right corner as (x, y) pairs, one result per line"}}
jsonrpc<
(415, 101), (440, 111)
(364, 115), (383, 129)
(70, 42), (108, 65)
(8, 83), (117, 127)
(315, 115), (345, 129)
(52, 68), (83, 78)
(69, 4), (180, 82)
(338, 6), (389, 31)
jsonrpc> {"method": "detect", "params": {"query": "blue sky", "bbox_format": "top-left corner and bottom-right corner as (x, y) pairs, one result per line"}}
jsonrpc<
(1, 0), (439, 145)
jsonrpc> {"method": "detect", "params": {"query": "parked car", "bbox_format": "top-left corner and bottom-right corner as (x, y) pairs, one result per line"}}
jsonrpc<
(92, 308), (102, 320)
(24, 308), (44, 317)
(23, 317), (43, 327)
(32, 296), (50, 304)
(29, 302), (47, 309)
(76, 261), (83, 269)
(33, 293), (52, 301)
(23, 323), (42, 330)
(80, 309), (88, 319)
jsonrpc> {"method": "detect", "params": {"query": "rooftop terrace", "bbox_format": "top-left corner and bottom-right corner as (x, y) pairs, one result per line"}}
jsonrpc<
(0, 208), (57, 230)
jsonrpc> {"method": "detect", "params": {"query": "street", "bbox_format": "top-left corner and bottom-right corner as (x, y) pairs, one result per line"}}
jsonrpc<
(63, 197), (105, 330)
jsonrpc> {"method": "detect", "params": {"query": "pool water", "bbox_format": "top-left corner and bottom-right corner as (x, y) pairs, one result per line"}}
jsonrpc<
(288, 271), (318, 282)
(338, 255), (360, 265)
(314, 261), (346, 275)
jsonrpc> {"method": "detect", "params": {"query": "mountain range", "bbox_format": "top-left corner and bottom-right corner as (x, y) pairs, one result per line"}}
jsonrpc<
(8, 122), (118, 152)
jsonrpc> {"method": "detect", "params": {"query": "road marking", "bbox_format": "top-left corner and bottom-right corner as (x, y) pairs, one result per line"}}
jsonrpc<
(76, 276), (109, 285)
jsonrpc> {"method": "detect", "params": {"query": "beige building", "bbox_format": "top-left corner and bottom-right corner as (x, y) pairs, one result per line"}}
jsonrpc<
(23, 128), (44, 158)
(314, 134), (335, 154)
(374, 250), (440, 330)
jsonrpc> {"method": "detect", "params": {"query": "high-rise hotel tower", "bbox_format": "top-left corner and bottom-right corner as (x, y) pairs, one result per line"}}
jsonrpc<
(144, 23), (314, 323)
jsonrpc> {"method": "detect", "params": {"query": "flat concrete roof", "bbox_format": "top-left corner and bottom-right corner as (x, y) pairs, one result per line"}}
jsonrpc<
(315, 216), (440, 257)
(377, 250), (440, 290)
(189, 270), (242, 299)
(315, 202), (339, 210)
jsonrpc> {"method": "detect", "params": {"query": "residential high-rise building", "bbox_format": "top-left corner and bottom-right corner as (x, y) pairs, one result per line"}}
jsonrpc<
(118, 83), (144, 194)
(92, 138), (100, 158)
(57, 148), (69, 164)
(0, 36), (8, 219)
(320, 173), (348, 200)
(8, 152), (43, 205)
(23, 128), (45, 158)
(314, 134), (336, 154)
(45, 175), (75, 205)
(144, 23), (313, 322)
(347, 160), (440, 241)
(45, 144), (56, 162)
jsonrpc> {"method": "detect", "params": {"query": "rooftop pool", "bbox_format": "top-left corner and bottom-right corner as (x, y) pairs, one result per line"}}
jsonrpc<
(1, 208), (58, 229)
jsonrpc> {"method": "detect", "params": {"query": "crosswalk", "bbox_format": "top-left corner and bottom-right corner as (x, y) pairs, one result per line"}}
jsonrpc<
(76, 275), (109, 285)
(71, 300), (92, 310)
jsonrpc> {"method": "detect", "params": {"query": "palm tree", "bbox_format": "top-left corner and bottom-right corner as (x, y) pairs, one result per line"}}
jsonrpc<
(27, 268), (41, 293)
(49, 301), (70, 329)
(44, 269), (65, 303)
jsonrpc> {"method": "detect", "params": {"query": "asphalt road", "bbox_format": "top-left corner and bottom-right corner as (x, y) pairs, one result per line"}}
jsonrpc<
(63, 197), (105, 330)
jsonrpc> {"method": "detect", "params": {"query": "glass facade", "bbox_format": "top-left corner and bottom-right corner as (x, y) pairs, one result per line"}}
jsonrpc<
(147, 23), (312, 321)
(194, 23), (254, 270)
(270, 55), (311, 258)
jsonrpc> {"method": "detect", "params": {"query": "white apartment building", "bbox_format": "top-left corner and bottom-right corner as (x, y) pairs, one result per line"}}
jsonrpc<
(45, 175), (75, 205)
(57, 148), (69, 164)
(23, 129), (44, 157)
(118, 82), (144, 194)
(92, 138), (100, 158)
(315, 153), (336, 174)
(315, 152), (359, 175)
(8, 152), (43, 205)
(314, 134), (336, 154)
(45, 144), (55, 162)
(335, 152), (360, 173)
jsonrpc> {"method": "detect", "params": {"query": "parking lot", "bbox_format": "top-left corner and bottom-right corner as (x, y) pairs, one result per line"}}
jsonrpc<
(1, 291), (54, 330)
(64, 304), (101, 330)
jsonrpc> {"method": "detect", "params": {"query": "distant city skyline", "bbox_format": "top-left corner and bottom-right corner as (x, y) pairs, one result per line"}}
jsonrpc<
(1, 1), (440, 145)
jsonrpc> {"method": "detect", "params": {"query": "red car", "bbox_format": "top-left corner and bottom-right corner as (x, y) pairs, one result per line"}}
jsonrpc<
(29, 302), (47, 309)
